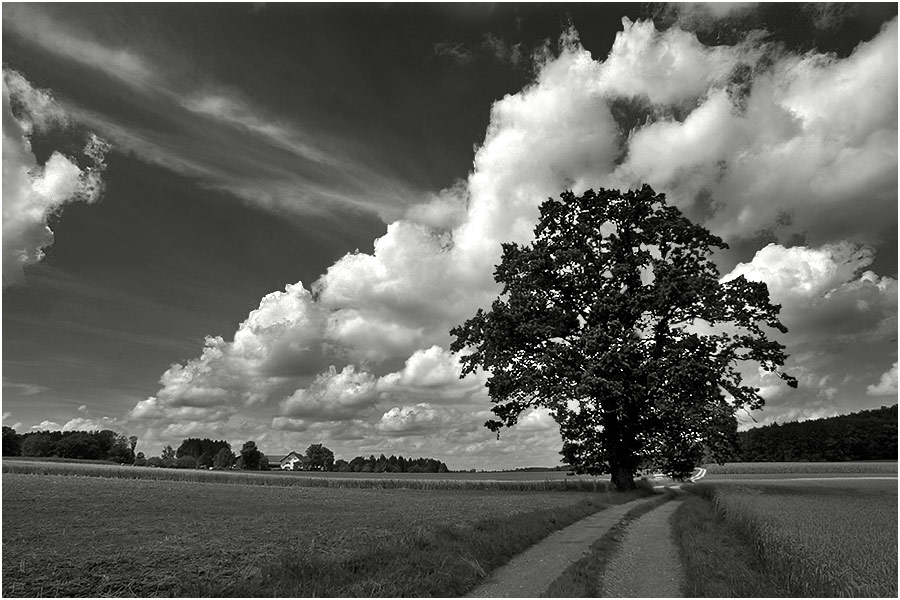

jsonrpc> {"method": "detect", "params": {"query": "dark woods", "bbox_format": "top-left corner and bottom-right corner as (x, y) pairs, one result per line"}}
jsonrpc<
(2, 428), (136, 463)
(734, 405), (897, 462)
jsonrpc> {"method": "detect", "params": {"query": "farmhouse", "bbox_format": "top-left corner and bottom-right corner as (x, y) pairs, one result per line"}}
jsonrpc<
(278, 451), (304, 470)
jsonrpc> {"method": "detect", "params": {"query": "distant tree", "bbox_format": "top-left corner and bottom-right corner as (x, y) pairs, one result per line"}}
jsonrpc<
(161, 445), (176, 461)
(303, 444), (335, 471)
(56, 432), (103, 460)
(334, 459), (351, 472)
(2, 426), (21, 456)
(374, 453), (388, 473)
(198, 449), (215, 468)
(20, 432), (61, 457)
(94, 430), (119, 457)
(213, 447), (235, 470)
(451, 186), (796, 490)
(107, 434), (133, 463)
(133, 452), (147, 467)
(239, 441), (264, 470)
(147, 456), (164, 468)
(175, 455), (197, 469)
(128, 436), (138, 460)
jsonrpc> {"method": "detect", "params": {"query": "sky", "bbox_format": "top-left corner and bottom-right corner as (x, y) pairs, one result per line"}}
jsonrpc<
(2, 2), (897, 469)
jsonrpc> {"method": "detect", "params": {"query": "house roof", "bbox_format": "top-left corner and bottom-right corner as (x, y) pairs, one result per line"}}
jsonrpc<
(279, 451), (303, 462)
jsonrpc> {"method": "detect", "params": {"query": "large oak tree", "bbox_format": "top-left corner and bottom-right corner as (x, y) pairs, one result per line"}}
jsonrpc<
(451, 185), (796, 490)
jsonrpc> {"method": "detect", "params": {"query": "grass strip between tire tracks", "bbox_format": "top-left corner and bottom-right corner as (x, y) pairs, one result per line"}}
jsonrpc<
(199, 490), (648, 597)
(670, 490), (788, 597)
(542, 491), (672, 598)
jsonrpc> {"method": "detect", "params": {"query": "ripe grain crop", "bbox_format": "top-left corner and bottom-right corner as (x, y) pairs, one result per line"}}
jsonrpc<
(691, 479), (897, 597)
(2, 459), (609, 491)
(702, 461), (897, 475)
(2, 472), (642, 597)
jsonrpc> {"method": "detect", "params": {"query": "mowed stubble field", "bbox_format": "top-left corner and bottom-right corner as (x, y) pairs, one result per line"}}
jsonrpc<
(2, 468), (624, 597)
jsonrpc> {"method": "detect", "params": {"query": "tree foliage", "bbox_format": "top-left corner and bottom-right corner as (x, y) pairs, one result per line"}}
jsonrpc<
(238, 440), (265, 470)
(176, 438), (232, 468)
(342, 454), (448, 473)
(737, 405), (897, 462)
(451, 185), (796, 490)
(3, 426), (22, 456)
(13, 428), (137, 463)
(303, 443), (335, 471)
(213, 447), (236, 470)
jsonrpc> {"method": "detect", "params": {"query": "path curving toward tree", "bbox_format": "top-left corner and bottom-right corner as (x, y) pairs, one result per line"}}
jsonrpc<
(465, 496), (657, 598)
(598, 497), (685, 597)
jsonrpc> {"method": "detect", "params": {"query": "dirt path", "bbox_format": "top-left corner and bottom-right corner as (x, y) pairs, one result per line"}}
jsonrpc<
(465, 496), (657, 598)
(598, 498), (684, 598)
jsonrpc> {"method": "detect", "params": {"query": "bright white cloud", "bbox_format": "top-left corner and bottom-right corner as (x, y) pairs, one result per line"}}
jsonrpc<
(279, 366), (381, 421)
(131, 16), (898, 468)
(60, 416), (122, 432)
(612, 18), (897, 247)
(598, 18), (751, 105)
(30, 421), (62, 431)
(867, 363), (898, 396)
(724, 242), (897, 427)
(723, 242), (897, 342)
(2, 70), (109, 287)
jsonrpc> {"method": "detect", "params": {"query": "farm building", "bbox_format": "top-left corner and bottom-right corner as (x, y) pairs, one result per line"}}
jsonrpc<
(278, 451), (304, 470)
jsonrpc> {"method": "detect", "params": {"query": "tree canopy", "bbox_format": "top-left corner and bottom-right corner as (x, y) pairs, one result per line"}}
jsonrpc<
(238, 440), (266, 470)
(451, 185), (796, 490)
(737, 405), (897, 462)
(303, 443), (335, 471)
(7, 428), (137, 463)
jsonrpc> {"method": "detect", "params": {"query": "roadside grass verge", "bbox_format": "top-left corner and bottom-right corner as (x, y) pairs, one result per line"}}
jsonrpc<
(209, 491), (648, 597)
(2, 459), (610, 492)
(542, 487), (669, 598)
(671, 493), (787, 597)
(685, 481), (897, 597)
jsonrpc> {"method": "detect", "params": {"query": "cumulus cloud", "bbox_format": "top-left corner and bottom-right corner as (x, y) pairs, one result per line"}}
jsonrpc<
(611, 18), (898, 247)
(133, 16), (898, 467)
(60, 416), (122, 432)
(723, 242), (897, 342)
(867, 363), (898, 396)
(724, 242), (897, 425)
(2, 70), (110, 286)
(30, 420), (62, 431)
(598, 18), (753, 105)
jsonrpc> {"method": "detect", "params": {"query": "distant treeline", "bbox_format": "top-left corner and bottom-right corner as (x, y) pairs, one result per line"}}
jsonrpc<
(333, 454), (448, 474)
(735, 405), (897, 462)
(2, 427), (136, 463)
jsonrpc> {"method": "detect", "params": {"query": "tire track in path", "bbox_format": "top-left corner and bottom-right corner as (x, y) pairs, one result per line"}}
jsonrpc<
(598, 498), (684, 598)
(466, 496), (658, 598)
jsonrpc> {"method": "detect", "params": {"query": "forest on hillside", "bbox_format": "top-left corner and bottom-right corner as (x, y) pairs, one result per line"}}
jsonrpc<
(735, 405), (897, 462)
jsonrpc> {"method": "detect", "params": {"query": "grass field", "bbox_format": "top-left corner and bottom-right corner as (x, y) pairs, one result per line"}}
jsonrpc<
(683, 478), (897, 597)
(2, 472), (642, 597)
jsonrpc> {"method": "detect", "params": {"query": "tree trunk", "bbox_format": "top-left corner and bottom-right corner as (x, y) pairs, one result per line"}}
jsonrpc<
(610, 462), (636, 491)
